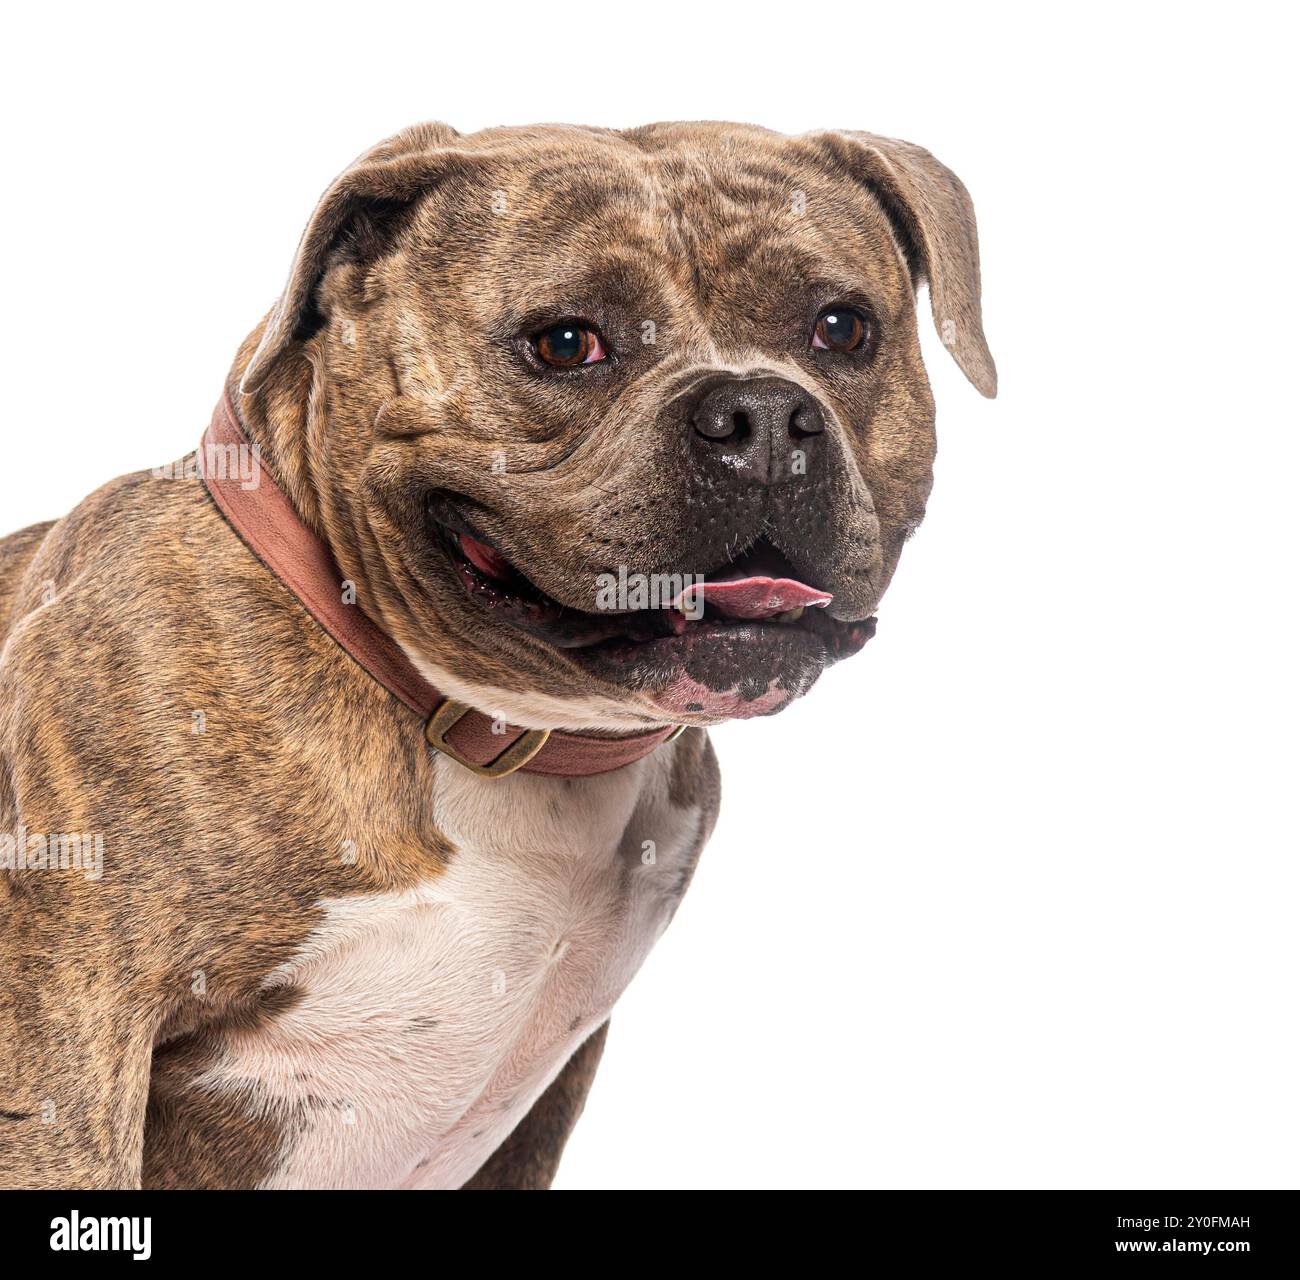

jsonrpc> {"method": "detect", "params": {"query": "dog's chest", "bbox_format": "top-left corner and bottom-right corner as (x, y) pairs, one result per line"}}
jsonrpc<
(200, 756), (700, 1189)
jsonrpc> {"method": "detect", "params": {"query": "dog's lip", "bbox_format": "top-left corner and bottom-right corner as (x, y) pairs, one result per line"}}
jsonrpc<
(423, 491), (870, 653)
(424, 491), (495, 549)
(567, 614), (878, 716)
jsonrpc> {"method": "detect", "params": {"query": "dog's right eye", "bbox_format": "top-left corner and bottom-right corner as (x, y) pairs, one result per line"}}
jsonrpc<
(534, 323), (606, 368)
(811, 306), (868, 353)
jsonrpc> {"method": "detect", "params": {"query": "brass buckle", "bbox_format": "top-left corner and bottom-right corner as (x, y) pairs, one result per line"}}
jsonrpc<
(425, 699), (551, 779)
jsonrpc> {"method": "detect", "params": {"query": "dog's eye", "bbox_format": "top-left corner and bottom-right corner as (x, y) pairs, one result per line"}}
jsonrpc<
(534, 323), (606, 368)
(811, 307), (868, 353)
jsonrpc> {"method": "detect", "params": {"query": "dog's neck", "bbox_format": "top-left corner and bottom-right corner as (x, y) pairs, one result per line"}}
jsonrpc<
(224, 322), (429, 695)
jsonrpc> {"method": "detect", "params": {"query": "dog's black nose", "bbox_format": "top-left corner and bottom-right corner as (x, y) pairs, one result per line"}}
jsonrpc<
(687, 376), (824, 480)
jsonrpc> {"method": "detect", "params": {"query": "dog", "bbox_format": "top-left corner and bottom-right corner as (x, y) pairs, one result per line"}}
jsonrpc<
(0, 121), (994, 1189)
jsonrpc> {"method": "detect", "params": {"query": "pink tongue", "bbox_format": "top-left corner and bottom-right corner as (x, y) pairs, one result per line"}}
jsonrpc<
(459, 533), (513, 582)
(675, 576), (833, 620)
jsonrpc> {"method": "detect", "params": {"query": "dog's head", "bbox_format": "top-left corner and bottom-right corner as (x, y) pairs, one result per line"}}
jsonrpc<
(235, 121), (995, 730)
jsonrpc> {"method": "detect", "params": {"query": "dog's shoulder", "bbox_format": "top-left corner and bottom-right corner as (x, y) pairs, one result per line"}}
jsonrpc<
(0, 463), (437, 966)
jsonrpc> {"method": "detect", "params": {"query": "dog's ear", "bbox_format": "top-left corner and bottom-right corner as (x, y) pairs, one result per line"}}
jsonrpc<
(240, 121), (464, 393)
(813, 131), (997, 398)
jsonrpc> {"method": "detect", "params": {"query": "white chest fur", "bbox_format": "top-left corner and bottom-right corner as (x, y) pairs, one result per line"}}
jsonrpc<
(196, 748), (703, 1189)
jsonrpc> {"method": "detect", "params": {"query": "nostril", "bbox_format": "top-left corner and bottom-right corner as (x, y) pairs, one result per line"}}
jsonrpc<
(692, 405), (753, 442)
(693, 412), (726, 441)
(789, 402), (823, 439)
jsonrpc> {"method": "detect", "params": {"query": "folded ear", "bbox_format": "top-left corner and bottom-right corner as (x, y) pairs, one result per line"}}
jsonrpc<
(813, 131), (997, 398)
(240, 121), (463, 393)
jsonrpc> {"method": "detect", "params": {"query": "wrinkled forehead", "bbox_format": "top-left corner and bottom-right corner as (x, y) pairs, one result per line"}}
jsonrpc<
(416, 130), (913, 327)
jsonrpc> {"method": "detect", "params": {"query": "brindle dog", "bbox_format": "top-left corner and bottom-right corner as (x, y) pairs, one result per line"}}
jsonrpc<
(0, 121), (994, 1189)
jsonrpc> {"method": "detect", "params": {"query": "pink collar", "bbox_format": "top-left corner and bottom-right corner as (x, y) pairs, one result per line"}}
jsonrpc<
(200, 396), (682, 778)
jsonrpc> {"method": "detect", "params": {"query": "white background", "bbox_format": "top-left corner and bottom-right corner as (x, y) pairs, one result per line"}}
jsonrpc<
(1, 4), (1294, 1190)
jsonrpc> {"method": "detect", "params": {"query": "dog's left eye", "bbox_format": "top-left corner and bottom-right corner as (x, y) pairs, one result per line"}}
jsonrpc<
(534, 323), (607, 368)
(811, 307), (868, 353)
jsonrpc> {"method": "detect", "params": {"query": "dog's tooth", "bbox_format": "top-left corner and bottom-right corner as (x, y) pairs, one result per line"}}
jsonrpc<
(775, 606), (805, 623)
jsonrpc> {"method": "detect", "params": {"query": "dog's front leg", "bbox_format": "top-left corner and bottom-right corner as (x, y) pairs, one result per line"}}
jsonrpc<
(461, 1022), (609, 1190)
(0, 977), (155, 1189)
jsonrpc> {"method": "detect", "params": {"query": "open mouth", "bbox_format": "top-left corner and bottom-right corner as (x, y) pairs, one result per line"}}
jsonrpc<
(425, 494), (876, 668)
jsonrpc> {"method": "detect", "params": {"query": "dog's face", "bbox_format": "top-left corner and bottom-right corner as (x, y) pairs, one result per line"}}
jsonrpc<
(238, 122), (995, 730)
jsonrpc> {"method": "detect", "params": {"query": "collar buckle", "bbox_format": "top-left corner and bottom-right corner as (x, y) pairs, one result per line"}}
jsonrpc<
(424, 698), (551, 778)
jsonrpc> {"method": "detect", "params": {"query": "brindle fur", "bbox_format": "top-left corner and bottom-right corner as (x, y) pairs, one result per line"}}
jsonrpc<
(0, 120), (991, 1188)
